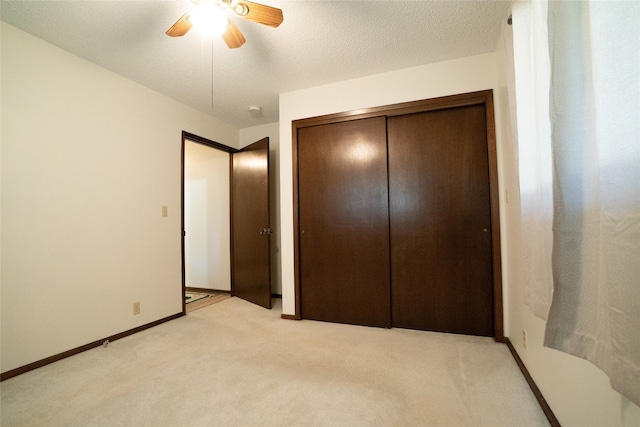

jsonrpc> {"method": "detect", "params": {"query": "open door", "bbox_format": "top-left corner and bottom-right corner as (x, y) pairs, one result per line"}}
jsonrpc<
(232, 138), (272, 309)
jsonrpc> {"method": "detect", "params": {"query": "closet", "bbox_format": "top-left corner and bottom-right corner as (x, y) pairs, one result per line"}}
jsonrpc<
(293, 90), (502, 339)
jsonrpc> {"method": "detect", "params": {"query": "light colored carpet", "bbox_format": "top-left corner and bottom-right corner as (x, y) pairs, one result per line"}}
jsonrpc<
(1, 298), (549, 426)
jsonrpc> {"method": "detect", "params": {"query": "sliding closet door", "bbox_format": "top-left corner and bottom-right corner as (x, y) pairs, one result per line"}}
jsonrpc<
(388, 105), (494, 336)
(298, 117), (391, 327)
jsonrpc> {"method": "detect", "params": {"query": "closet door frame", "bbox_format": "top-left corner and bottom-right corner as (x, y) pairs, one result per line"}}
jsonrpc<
(291, 90), (504, 342)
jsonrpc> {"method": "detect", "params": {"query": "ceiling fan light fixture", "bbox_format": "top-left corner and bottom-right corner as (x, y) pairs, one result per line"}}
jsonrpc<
(190, 4), (230, 36)
(166, 0), (283, 43)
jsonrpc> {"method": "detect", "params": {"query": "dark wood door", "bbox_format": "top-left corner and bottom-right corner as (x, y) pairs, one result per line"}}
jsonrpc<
(298, 118), (391, 327)
(388, 105), (494, 336)
(232, 138), (271, 309)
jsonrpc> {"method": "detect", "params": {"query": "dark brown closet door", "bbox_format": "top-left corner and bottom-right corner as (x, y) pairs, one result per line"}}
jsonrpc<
(298, 117), (391, 327)
(388, 105), (494, 336)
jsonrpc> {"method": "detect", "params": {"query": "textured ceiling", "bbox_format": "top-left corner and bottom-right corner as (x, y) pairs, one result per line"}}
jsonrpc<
(0, 0), (510, 129)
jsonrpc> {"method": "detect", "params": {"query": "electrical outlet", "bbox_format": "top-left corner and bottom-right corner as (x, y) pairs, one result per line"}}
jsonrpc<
(522, 329), (527, 350)
(162, 206), (168, 217)
(133, 302), (141, 315)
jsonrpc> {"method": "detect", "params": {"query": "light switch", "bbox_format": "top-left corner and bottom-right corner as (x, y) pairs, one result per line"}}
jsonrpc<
(162, 206), (168, 217)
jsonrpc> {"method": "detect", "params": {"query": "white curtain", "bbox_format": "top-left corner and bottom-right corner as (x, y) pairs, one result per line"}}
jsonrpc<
(543, 0), (640, 407)
(511, 0), (554, 320)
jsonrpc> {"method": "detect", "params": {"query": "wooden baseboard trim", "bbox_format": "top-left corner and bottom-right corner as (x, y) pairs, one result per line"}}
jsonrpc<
(505, 337), (561, 427)
(281, 314), (299, 320)
(1, 312), (184, 382)
(185, 287), (231, 294)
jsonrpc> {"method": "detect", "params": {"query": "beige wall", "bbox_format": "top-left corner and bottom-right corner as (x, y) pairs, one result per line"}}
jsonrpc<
(0, 22), (238, 372)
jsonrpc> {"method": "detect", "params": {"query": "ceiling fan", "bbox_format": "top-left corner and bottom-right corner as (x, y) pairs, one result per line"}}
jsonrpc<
(166, 0), (283, 49)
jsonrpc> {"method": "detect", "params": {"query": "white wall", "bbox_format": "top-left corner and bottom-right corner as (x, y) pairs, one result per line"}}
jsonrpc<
(0, 22), (238, 373)
(240, 123), (281, 295)
(278, 53), (506, 316)
(184, 141), (231, 291)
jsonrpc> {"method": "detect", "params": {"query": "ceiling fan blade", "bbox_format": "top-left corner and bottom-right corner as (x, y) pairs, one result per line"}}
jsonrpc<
(166, 13), (192, 37)
(232, 1), (283, 28)
(221, 20), (246, 49)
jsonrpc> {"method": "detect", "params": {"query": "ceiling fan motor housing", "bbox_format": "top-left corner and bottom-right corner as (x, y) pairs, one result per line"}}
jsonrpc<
(233, 3), (250, 16)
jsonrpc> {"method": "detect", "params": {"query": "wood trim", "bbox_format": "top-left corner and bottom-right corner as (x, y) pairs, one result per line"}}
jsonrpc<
(291, 90), (504, 341)
(0, 312), (184, 382)
(292, 120), (302, 318)
(229, 152), (235, 297)
(484, 92), (505, 342)
(281, 314), (299, 320)
(293, 90), (494, 129)
(181, 135), (186, 314)
(505, 338), (561, 427)
(185, 287), (231, 294)
(182, 131), (238, 154)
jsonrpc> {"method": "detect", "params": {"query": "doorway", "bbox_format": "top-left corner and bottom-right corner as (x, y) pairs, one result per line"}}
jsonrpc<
(181, 131), (273, 313)
(184, 140), (231, 292)
(183, 138), (232, 311)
